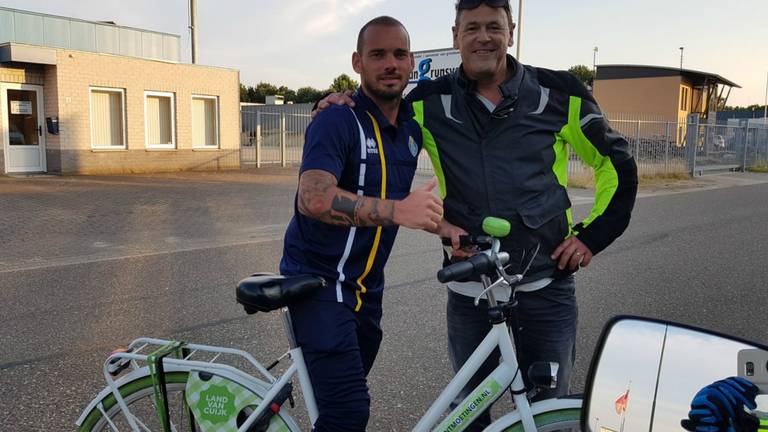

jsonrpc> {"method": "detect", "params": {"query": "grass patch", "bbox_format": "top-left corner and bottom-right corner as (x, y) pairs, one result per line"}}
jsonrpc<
(639, 172), (691, 184)
(568, 171), (693, 189)
(568, 171), (594, 189)
(747, 164), (768, 173)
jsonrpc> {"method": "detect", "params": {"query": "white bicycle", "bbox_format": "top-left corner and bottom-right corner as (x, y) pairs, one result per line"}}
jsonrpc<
(76, 217), (582, 431)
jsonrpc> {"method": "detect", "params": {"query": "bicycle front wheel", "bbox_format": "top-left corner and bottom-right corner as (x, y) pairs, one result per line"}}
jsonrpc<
(78, 371), (295, 432)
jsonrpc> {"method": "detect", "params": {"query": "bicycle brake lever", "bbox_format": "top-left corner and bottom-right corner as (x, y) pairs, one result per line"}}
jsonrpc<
(496, 243), (541, 285)
(474, 277), (507, 307)
(492, 251), (521, 287)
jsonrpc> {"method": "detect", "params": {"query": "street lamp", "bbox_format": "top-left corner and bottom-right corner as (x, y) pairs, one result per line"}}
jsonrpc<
(593, 46), (599, 76)
(679, 46), (684, 69)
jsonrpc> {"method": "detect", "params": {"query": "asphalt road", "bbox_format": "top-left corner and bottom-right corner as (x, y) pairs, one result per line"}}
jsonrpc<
(1, 169), (767, 431)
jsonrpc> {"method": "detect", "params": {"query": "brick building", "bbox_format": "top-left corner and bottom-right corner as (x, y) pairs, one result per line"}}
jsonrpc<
(0, 6), (240, 175)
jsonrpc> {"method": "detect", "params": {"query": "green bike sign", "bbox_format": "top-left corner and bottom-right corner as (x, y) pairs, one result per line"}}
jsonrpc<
(435, 378), (502, 432)
(195, 384), (236, 423)
(185, 371), (290, 432)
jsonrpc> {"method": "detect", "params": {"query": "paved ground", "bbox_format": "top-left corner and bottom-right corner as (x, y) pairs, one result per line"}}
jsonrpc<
(1, 169), (768, 430)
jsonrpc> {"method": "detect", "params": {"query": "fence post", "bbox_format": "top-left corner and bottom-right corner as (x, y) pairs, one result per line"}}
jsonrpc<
(635, 120), (641, 160)
(742, 124), (749, 172)
(239, 110), (245, 169)
(664, 121), (670, 174)
(755, 126), (760, 166)
(255, 112), (262, 168)
(763, 127), (768, 165)
(685, 114), (699, 176)
(280, 112), (287, 167)
(703, 123), (709, 158)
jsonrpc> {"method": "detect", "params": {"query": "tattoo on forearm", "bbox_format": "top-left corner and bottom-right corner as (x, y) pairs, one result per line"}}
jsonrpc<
(329, 195), (395, 226)
(354, 198), (367, 225)
(330, 195), (357, 225)
(298, 169), (395, 227)
(367, 199), (395, 226)
(298, 170), (337, 218)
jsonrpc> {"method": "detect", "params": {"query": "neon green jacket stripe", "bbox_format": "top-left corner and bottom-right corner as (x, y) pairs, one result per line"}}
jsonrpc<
(560, 95), (619, 230)
(413, 100), (447, 199)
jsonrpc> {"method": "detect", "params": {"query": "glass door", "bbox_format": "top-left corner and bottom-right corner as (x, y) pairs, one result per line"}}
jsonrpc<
(2, 84), (46, 173)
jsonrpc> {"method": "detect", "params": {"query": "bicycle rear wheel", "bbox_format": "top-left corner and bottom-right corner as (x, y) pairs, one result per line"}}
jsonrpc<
(78, 371), (294, 432)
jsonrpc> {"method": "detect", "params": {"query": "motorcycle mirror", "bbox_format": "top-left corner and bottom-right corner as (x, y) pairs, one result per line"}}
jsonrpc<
(581, 316), (768, 432)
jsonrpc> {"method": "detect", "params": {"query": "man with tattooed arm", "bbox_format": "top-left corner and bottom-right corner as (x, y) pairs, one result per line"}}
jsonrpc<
(278, 16), (457, 432)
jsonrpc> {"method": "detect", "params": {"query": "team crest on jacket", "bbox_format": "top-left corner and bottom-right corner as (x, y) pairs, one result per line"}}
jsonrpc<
(408, 136), (418, 157)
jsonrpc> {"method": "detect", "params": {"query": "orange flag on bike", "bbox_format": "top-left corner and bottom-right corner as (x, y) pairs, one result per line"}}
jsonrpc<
(615, 389), (629, 415)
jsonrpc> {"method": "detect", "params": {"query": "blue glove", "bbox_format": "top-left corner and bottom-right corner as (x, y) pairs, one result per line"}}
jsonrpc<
(681, 377), (759, 432)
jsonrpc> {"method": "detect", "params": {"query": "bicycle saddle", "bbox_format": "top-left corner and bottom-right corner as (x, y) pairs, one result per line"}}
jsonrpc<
(236, 273), (326, 314)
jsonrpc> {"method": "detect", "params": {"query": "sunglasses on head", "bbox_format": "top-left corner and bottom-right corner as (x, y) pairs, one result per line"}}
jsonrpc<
(456, 0), (510, 10)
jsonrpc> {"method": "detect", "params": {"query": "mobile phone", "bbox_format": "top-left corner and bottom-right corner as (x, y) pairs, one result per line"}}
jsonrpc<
(737, 349), (768, 393)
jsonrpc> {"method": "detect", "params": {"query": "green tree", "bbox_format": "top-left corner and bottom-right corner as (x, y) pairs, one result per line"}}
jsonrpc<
(239, 84), (249, 102)
(246, 86), (258, 103)
(329, 74), (359, 93)
(295, 87), (324, 104)
(568, 65), (595, 87)
(723, 104), (767, 113)
(253, 82), (279, 103)
(283, 89), (297, 103)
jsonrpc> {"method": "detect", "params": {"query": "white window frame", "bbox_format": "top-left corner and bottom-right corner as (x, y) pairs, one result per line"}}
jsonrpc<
(191, 94), (220, 149)
(89, 86), (127, 150)
(144, 90), (176, 149)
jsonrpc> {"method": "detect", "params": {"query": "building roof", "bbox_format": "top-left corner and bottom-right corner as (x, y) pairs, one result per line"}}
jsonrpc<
(0, 6), (180, 63)
(596, 64), (740, 88)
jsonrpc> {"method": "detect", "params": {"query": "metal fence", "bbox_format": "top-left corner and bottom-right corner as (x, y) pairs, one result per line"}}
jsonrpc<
(241, 107), (768, 176)
(241, 110), (312, 167)
(686, 120), (768, 175)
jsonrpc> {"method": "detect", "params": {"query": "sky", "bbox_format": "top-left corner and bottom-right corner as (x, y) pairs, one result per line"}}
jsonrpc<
(1, 0), (767, 106)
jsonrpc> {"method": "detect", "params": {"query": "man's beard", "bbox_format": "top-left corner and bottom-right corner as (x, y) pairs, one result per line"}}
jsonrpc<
(363, 81), (404, 102)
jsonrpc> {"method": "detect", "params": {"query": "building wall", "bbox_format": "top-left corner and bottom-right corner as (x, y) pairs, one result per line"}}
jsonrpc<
(46, 49), (240, 174)
(43, 64), (61, 172)
(593, 75), (682, 120)
(0, 64), (44, 85)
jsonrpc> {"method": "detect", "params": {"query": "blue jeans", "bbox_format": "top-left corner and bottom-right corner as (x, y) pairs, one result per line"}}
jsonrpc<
(446, 276), (578, 431)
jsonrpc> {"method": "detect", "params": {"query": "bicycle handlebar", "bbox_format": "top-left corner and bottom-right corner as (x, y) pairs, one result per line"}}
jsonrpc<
(440, 235), (493, 249)
(437, 253), (497, 283)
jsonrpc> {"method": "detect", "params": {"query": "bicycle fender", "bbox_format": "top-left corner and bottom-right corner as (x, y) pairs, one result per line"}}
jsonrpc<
(481, 398), (582, 432)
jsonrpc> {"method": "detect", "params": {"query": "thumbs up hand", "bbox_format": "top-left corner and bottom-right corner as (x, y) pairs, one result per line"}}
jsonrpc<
(394, 177), (443, 231)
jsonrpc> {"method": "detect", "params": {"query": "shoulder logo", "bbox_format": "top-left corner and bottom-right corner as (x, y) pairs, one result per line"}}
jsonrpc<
(366, 137), (379, 154)
(408, 136), (419, 157)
